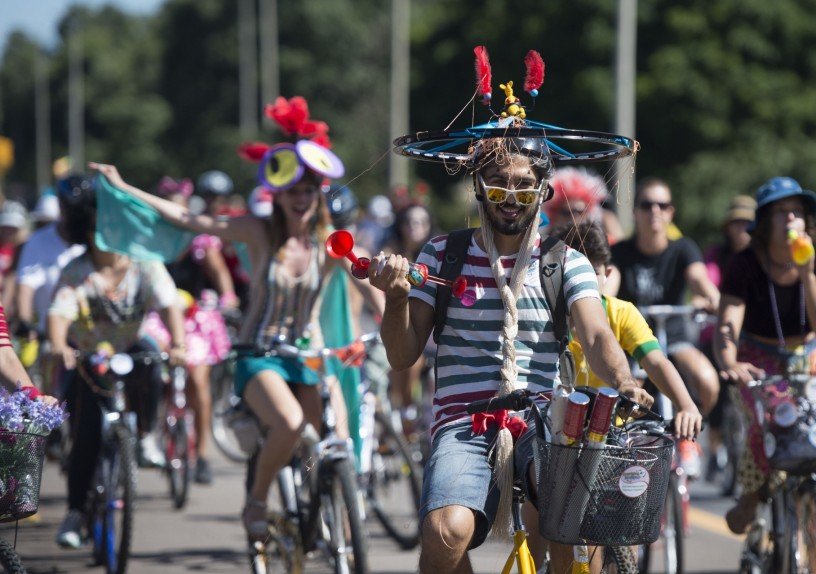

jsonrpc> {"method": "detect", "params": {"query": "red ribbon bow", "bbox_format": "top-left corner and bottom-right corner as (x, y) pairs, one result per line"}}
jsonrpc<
(471, 409), (528, 440)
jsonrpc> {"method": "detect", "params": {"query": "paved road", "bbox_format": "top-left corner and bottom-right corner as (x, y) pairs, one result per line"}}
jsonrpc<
(2, 447), (742, 573)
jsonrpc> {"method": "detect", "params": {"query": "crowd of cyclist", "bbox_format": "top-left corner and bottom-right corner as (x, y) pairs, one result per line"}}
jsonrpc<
(0, 146), (813, 570)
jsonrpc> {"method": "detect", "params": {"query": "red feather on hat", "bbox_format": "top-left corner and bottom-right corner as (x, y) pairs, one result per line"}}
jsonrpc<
(524, 50), (545, 94)
(473, 46), (492, 101)
(237, 142), (273, 163)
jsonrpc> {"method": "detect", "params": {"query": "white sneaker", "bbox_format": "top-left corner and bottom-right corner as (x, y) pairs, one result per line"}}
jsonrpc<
(56, 510), (83, 549)
(139, 434), (166, 468)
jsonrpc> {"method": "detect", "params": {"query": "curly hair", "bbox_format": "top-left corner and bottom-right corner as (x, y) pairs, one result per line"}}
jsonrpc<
(552, 220), (611, 267)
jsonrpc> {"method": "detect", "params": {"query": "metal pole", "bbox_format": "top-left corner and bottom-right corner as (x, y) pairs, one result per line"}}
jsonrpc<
(614, 0), (637, 235)
(238, 0), (259, 135)
(389, 0), (410, 190)
(68, 22), (85, 169)
(259, 0), (279, 125)
(35, 50), (51, 193)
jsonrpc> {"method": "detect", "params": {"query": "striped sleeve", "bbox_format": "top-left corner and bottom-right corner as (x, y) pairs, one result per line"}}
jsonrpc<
(408, 237), (444, 307)
(563, 247), (600, 310)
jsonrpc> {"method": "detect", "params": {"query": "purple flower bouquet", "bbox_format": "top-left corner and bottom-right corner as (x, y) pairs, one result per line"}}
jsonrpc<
(0, 386), (67, 522)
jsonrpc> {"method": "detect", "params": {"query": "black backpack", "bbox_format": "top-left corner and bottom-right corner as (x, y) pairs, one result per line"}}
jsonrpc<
(432, 228), (575, 386)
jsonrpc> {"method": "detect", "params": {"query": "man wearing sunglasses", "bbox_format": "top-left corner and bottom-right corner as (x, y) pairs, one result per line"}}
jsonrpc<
(609, 177), (721, 477)
(369, 137), (653, 574)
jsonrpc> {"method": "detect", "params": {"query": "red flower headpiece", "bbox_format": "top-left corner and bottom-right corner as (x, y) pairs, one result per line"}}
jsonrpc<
(237, 96), (345, 192)
(238, 96), (334, 163)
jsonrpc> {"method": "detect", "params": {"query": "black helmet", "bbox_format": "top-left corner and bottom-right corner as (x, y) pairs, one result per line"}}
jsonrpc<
(471, 137), (554, 181)
(327, 185), (359, 229)
(196, 170), (234, 196)
(56, 174), (97, 246)
(56, 173), (97, 207)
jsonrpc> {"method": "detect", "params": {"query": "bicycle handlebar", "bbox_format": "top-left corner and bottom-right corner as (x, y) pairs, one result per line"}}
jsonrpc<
(638, 304), (711, 323)
(233, 331), (381, 363)
(465, 386), (663, 421)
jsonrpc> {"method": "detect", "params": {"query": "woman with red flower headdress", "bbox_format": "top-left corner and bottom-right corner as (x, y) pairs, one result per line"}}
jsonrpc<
(89, 96), (383, 543)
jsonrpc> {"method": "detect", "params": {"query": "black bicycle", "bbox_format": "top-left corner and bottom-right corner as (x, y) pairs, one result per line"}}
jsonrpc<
(236, 337), (369, 574)
(737, 374), (816, 574)
(78, 349), (166, 574)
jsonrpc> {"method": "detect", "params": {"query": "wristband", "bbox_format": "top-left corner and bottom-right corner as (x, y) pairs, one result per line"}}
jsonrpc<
(21, 385), (43, 400)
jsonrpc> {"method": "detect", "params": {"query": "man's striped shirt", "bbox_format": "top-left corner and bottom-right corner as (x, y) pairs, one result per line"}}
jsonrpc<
(410, 233), (600, 435)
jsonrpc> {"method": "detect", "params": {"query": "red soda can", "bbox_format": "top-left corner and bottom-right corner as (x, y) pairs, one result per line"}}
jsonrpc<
(587, 387), (619, 443)
(563, 392), (590, 445)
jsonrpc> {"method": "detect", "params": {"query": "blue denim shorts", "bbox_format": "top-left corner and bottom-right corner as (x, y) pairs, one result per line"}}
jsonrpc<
(420, 414), (539, 549)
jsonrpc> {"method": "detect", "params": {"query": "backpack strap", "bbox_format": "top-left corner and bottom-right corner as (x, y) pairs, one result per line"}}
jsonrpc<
(433, 228), (476, 344)
(538, 233), (568, 347)
(538, 232), (576, 386)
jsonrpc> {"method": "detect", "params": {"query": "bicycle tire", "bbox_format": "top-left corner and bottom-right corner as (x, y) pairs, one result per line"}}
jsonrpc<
(721, 399), (744, 498)
(640, 475), (683, 574)
(210, 362), (248, 462)
(368, 410), (422, 550)
(0, 538), (26, 574)
(322, 458), (369, 574)
(603, 546), (638, 574)
(97, 425), (136, 574)
(167, 418), (190, 510)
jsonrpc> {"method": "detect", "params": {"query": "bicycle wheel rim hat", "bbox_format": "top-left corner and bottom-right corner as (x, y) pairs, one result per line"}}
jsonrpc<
(392, 46), (638, 171)
(238, 96), (344, 193)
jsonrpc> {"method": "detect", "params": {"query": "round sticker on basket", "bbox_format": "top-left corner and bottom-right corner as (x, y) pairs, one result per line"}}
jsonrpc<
(618, 465), (650, 498)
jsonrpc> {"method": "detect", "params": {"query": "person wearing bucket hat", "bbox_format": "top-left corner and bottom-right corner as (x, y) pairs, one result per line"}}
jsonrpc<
(88, 96), (383, 546)
(704, 195), (757, 288)
(715, 176), (816, 534)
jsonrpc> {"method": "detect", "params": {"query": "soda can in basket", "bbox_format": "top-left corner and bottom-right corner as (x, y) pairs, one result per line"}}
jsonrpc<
(587, 387), (619, 444)
(564, 392), (590, 446)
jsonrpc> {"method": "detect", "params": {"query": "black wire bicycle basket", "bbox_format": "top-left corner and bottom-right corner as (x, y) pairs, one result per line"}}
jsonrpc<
(534, 433), (673, 546)
(0, 430), (47, 522)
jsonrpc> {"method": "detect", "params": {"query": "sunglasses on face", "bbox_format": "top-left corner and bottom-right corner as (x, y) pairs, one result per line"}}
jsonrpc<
(478, 175), (544, 206)
(637, 200), (672, 211)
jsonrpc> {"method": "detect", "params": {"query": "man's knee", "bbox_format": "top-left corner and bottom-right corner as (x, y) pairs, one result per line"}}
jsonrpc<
(420, 505), (476, 555)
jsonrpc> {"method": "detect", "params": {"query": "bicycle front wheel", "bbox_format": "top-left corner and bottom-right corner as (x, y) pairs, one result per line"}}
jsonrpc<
(166, 417), (190, 510)
(96, 425), (136, 574)
(322, 458), (369, 574)
(0, 538), (26, 574)
(640, 475), (683, 574)
(368, 410), (422, 550)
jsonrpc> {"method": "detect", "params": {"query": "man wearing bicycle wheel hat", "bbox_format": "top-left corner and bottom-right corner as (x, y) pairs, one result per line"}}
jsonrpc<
(369, 47), (653, 573)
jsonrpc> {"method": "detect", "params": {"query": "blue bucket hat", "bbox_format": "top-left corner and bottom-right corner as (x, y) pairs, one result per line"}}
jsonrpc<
(755, 177), (816, 212)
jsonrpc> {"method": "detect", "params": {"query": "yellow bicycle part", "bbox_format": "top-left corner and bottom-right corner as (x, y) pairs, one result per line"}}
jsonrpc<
(502, 529), (536, 574)
(571, 544), (591, 573)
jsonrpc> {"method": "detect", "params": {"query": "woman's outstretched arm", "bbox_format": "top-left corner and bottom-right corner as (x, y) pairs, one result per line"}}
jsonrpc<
(88, 162), (261, 244)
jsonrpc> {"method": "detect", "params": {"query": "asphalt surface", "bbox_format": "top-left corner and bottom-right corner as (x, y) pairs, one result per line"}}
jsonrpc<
(0, 439), (744, 574)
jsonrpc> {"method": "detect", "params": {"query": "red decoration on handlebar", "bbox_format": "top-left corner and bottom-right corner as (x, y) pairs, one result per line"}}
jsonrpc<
(325, 230), (469, 298)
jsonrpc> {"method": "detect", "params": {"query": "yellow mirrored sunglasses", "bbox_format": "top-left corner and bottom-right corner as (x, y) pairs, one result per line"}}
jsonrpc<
(478, 175), (544, 206)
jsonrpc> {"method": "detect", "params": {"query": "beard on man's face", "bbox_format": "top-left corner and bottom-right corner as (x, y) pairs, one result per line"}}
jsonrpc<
(483, 200), (540, 235)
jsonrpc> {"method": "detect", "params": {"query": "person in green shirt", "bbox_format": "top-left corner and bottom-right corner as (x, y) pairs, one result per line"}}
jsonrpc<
(554, 221), (702, 440)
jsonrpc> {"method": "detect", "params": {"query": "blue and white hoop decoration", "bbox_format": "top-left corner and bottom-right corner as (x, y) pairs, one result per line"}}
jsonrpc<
(393, 46), (639, 169)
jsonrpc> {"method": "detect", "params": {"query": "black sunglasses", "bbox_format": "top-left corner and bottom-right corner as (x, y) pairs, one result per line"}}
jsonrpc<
(637, 200), (672, 211)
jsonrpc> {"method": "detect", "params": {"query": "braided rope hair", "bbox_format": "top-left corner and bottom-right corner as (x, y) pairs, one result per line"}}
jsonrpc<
(471, 138), (553, 537)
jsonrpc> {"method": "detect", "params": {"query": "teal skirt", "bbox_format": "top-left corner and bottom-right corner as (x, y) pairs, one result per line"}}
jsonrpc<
(234, 355), (325, 397)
